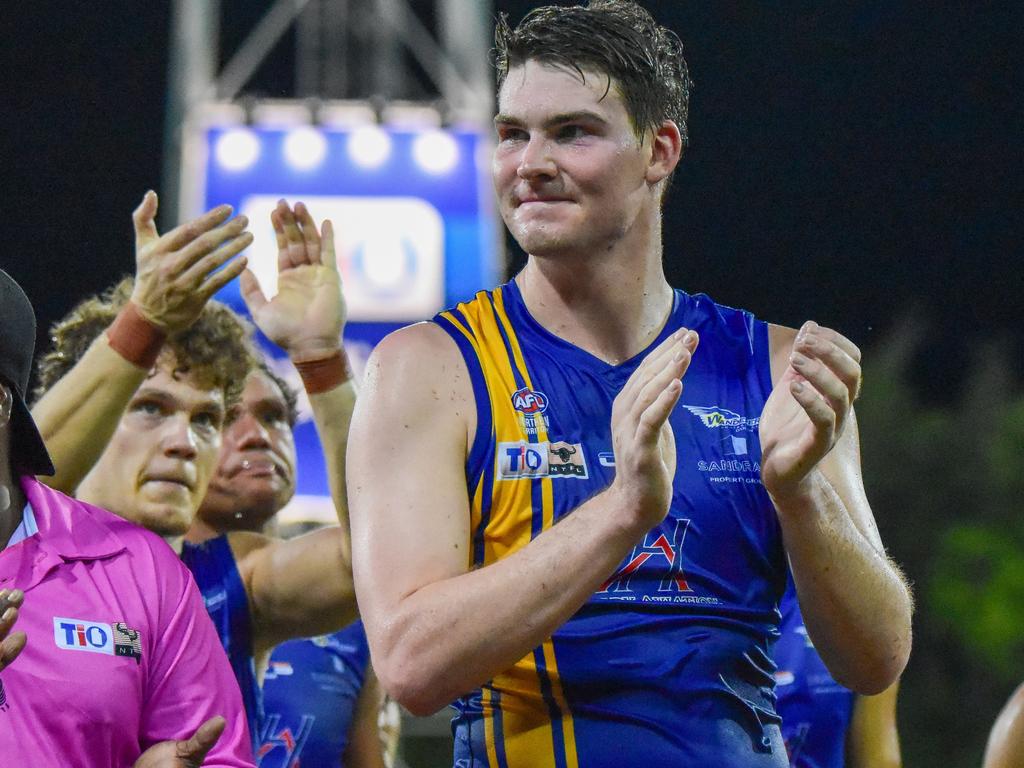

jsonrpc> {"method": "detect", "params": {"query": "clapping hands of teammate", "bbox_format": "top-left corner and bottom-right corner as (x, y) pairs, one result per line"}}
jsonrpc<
(132, 716), (226, 768)
(610, 329), (698, 531)
(759, 321), (862, 502)
(240, 200), (346, 362)
(0, 588), (25, 673)
(130, 191), (253, 333)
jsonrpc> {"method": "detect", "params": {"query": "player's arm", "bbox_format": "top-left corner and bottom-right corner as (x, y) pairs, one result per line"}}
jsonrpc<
(231, 527), (357, 656)
(343, 666), (389, 768)
(846, 682), (902, 768)
(31, 192), (251, 492)
(305, 377), (357, 562)
(240, 200), (357, 544)
(762, 323), (913, 694)
(349, 321), (696, 715)
(235, 201), (360, 654)
(984, 683), (1024, 768)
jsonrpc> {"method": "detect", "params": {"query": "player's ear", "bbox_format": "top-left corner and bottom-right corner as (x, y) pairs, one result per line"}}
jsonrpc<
(645, 120), (683, 186)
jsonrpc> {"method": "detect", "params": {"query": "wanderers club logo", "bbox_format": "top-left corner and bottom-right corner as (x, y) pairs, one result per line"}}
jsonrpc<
(682, 405), (760, 431)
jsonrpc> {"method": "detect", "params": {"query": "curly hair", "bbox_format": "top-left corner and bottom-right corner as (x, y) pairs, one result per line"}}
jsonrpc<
(34, 277), (256, 408)
(494, 0), (692, 147)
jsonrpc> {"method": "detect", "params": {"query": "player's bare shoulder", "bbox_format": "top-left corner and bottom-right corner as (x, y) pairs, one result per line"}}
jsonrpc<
(226, 530), (275, 571)
(362, 321), (477, 448)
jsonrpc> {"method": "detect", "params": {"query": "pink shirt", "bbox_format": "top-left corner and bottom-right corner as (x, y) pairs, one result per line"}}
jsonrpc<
(0, 477), (255, 767)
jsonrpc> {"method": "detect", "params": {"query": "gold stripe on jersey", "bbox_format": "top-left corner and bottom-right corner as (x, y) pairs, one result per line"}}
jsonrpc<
(441, 286), (580, 768)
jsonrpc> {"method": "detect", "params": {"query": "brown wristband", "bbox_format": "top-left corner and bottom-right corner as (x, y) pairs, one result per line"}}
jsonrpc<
(106, 302), (166, 369)
(294, 349), (352, 394)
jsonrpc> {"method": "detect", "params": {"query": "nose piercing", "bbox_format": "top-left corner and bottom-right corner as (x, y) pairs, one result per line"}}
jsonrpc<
(241, 459), (251, 470)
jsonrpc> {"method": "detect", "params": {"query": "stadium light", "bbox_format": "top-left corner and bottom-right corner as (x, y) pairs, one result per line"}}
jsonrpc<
(283, 126), (328, 171)
(215, 127), (261, 172)
(412, 130), (459, 175)
(347, 125), (392, 169)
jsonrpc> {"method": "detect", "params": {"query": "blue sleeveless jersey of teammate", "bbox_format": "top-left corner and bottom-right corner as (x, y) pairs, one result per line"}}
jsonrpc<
(774, 577), (855, 767)
(181, 535), (263, 751)
(433, 280), (789, 768)
(256, 621), (371, 767)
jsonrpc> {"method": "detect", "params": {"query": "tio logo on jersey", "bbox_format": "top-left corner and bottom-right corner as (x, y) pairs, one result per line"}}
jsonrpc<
(53, 617), (143, 663)
(53, 617), (115, 655)
(498, 441), (588, 480)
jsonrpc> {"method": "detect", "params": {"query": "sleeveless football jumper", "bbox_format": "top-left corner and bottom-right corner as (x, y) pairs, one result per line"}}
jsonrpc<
(181, 535), (263, 752)
(434, 280), (788, 767)
(257, 621), (371, 767)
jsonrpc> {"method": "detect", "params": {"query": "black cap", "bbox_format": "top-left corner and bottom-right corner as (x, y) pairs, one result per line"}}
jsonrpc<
(0, 270), (55, 476)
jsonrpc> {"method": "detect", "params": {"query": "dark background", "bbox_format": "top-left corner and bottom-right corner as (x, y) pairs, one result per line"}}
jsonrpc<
(3, 2), (1023, 764)
(4, 2), (1022, 396)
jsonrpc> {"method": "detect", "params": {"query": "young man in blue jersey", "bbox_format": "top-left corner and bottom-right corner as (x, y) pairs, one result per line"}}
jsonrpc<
(188, 365), (386, 768)
(775, 579), (902, 767)
(186, 266), (388, 768)
(348, 2), (913, 765)
(31, 194), (360, 747)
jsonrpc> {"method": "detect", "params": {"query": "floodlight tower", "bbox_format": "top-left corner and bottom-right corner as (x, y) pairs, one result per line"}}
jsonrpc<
(163, 0), (493, 226)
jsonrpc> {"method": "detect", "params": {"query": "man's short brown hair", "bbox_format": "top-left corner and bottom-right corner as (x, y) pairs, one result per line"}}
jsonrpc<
(35, 277), (255, 407)
(494, 0), (692, 146)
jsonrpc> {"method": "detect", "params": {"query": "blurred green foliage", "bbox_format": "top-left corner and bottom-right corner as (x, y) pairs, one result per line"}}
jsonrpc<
(857, 318), (1024, 766)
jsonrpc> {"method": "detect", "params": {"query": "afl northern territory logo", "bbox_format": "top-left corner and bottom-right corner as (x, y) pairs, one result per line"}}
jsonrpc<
(511, 387), (548, 415)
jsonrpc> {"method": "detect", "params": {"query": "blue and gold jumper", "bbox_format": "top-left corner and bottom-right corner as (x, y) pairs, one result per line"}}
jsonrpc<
(434, 279), (789, 767)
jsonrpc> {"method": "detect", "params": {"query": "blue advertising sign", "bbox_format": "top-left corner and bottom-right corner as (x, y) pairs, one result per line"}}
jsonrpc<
(187, 116), (501, 520)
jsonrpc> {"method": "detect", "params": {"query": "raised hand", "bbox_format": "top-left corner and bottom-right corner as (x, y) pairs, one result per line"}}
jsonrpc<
(759, 321), (862, 502)
(610, 329), (698, 530)
(239, 200), (346, 360)
(132, 716), (226, 768)
(0, 588), (25, 673)
(131, 191), (252, 333)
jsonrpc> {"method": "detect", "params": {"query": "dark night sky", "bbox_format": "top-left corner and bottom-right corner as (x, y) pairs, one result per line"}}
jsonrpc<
(3, 1), (1022, 398)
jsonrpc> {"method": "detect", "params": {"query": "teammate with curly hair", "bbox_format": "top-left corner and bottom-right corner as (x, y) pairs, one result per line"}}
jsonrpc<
(32, 195), (360, 751)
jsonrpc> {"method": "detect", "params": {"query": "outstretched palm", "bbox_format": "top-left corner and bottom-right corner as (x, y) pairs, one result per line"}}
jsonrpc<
(241, 201), (346, 358)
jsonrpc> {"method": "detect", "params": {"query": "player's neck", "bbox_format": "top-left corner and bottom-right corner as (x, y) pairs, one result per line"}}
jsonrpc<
(164, 534), (185, 555)
(516, 243), (674, 365)
(185, 516), (221, 544)
(186, 513), (262, 544)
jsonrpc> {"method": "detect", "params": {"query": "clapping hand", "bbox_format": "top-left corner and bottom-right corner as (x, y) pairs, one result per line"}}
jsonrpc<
(759, 321), (862, 502)
(240, 200), (345, 362)
(130, 191), (253, 333)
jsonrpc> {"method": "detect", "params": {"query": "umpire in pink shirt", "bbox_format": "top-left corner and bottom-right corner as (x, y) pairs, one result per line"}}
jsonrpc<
(0, 269), (255, 767)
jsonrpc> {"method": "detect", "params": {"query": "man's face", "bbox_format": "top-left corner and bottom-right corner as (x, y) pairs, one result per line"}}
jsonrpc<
(197, 370), (297, 532)
(493, 59), (654, 258)
(76, 363), (225, 537)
